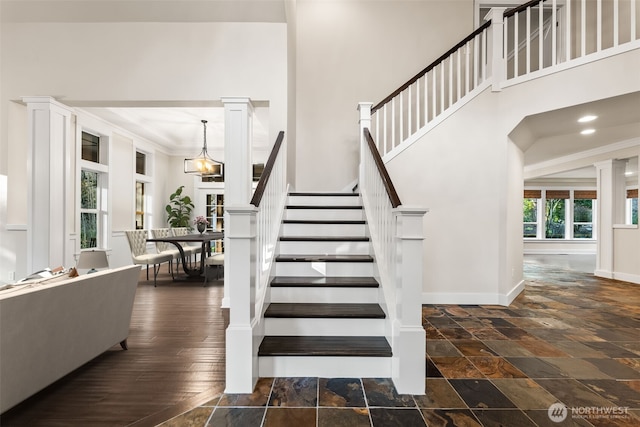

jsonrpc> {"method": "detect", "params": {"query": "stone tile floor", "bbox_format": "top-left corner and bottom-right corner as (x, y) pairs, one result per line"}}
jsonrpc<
(158, 258), (640, 426)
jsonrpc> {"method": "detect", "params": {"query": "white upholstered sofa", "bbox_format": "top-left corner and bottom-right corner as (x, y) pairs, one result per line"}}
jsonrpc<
(0, 265), (141, 413)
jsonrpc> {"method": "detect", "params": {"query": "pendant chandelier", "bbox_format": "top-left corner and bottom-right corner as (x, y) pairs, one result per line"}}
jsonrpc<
(183, 119), (224, 177)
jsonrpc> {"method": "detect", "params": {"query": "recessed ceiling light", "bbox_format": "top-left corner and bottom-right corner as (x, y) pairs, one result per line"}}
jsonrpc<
(581, 129), (596, 135)
(578, 115), (598, 123)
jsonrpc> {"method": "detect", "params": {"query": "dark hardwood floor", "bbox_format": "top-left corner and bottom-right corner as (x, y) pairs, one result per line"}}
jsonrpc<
(0, 266), (228, 427)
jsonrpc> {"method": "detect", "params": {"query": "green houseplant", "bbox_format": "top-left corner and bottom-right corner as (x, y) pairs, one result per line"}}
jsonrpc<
(165, 185), (194, 228)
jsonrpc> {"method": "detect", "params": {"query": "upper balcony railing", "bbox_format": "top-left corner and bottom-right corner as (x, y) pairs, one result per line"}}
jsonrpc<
(371, 0), (640, 158)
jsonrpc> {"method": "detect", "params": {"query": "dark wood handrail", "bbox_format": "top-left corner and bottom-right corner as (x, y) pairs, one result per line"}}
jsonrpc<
(363, 128), (401, 208)
(504, 0), (546, 19)
(372, 20), (492, 114)
(250, 131), (285, 207)
(371, 0), (545, 114)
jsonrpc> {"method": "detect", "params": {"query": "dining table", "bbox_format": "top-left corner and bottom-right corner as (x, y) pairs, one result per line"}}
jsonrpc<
(147, 231), (223, 278)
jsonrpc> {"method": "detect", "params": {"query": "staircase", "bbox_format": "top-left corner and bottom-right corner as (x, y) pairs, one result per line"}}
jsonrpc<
(257, 192), (392, 378)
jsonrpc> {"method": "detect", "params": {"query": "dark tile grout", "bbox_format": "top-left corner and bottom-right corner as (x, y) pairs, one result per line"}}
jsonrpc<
(158, 260), (640, 427)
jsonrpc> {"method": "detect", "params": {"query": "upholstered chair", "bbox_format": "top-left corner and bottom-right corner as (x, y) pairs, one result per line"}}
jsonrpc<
(170, 227), (202, 266)
(124, 230), (173, 286)
(150, 228), (182, 273)
(203, 253), (224, 286)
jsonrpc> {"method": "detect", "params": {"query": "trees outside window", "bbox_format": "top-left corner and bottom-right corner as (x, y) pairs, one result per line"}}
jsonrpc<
(80, 170), (99, 249)
(524, 189), (596, 240)
(523, 198), (538, 237)
(545, 198), (566, 238)
(573, 199), (593, 238)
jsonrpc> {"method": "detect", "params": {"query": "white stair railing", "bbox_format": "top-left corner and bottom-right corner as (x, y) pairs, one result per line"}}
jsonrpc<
(358, 103), (428, 394)
(225, 131), (287, 393)
(371, 0), (640, 159)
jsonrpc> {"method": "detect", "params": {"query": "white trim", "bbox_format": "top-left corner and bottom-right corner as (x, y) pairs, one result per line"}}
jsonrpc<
(501, 40), (640, 89)
(525, 137), (640, 178)
(594, 269), (613, 279)
(612, 271), (640, 285)
(423, 292), (502, 306)
(500, 280), (525, 306)
(613, 224), (638, 229)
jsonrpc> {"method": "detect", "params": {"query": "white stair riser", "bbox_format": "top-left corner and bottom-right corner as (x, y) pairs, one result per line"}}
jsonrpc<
(275, 262), (373, 277)
(270, 286), (379, 303)
(259, 356), (391, 378)
(288, 195), (361, 206)
(285, 209), (364, 221)
(265, 317), (385, 336)
(281, 223), (366, 237)
(279, 240), (370, 256)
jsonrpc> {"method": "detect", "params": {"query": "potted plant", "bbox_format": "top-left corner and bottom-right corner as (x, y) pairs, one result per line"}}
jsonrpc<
(193, 215), (209, 234)
(165, 185), (194, 228)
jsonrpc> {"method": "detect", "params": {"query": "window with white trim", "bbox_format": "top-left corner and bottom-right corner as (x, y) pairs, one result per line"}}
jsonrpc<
(627, 188), (638, 225)
(80, 131), (108, 249)
(135, 150), (151, 230)
(523, 189), (596, 240)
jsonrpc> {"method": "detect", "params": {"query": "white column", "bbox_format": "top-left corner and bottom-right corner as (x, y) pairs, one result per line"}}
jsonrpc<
(486, 8), (507, 91)
(222, 97), (254, 206)
(357, 102), (373, 186)
(594, 159), (627, 278)
(22, 96), (74, 273)
(392, 207), (428, 395)
(224, 205), (258, 393)
(221, 97), (254, 308)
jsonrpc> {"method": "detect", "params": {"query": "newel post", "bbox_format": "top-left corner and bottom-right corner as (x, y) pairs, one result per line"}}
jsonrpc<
(393, 207), (428, 394)
(486, 8), (507, 91)
(357, 102), (373, 183)
(224, 204), (258, 393)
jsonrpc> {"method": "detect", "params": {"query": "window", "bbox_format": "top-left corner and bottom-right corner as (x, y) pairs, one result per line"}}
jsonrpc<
(523, 188), (596, 240)
(82, 131), (100, 163)
(136, 151), (146, 175)
(135, 182), (145, 229)
(205, 193), (224, 252)
(544, 190), (568, 239)
(573, 191), (595, 238)
(135, 150), (151, 229)
(80, 170), (99, 249)
(523, 190), (540, 238)
(80, 130), (108, 249)
(628, 188), (638, 225)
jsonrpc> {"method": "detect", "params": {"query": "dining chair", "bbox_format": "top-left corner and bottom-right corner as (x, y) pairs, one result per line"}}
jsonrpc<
(124, 230), (173, 287)
(150, 228), (182, 273)
(171, 227), (202, 267)
(203, 253), (224, 286)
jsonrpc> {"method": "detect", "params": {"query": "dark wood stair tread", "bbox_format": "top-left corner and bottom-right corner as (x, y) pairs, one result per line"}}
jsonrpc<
(280, 236), (369, 242)
(286, 205), (363, 210)
(289, 192), (359, 197)
(265, 303), (385, 318)
(270, 276), (379, 288)
(283, 219), (366, 225)
(258, 336), (391, 357)
(276, 254), (373, 262)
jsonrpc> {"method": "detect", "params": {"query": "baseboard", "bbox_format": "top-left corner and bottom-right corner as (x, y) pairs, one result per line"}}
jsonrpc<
(500, 280), (525, 306)
(423, 292), (501, 306)
(594, 269), (613, 279)
(611, 271), (640, 285)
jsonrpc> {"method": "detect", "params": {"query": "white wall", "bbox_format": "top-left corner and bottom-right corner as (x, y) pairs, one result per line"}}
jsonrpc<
(0, 20), (287, 277)
(387, 47), (640, 304)
(294, 0), (474, 191)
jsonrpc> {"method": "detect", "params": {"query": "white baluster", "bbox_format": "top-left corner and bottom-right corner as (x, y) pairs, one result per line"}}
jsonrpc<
(597, 0), (602, 51)
(526, 6), (531, 73)
(613, 0), (619, 47)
